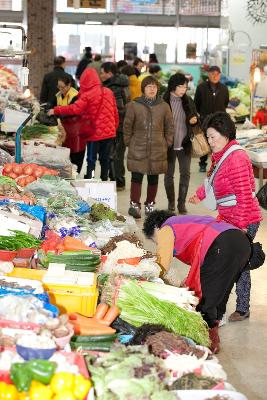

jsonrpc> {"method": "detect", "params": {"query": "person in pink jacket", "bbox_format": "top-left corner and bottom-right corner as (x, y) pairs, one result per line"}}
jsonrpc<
(189, 112), (262, 322)
(48, 68), (119, 180)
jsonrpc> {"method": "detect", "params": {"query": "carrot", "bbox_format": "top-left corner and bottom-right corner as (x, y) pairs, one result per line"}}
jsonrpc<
(97, 305), (120, 326)
(73, 325), (115, 336)
(93, 303), (109, 320)
(63, 236), (92, 251)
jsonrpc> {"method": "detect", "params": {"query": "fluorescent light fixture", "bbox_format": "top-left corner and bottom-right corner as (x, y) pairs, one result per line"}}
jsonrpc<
(85, 21), (102, 25)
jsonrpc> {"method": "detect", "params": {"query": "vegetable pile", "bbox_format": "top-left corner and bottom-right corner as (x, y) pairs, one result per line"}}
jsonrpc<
(170, 372), (222, 390)
(2, 163), (58, 187)
(116, 281), (210, 346)
(0, 230), (41, 250)
(0, 176), (36, 204)
(42, 250), (100, 272)
(86, 344), (176, 400)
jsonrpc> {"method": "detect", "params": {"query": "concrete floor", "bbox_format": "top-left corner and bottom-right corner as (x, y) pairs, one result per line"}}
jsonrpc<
(112, 157), (267, 400)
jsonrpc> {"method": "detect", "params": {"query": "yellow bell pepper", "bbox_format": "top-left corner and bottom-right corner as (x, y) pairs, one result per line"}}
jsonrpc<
(73, 375), (92, 400)
(0, 383), (19, 400)
(52, 390), (75, 400)
(50, 373), (74, 394)
(29, 380), (52, 400)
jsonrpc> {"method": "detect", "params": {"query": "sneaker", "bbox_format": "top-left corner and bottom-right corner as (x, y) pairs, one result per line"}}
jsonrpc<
(199, 165), (207, 173)
(228, 310), (250, 322)
(128, 202), (141, 219)
(218, 313), (227, 327)
(145, 202), (154, 215)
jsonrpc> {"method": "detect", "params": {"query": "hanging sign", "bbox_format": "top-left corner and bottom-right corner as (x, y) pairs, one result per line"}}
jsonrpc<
(67, 0), (106, 8)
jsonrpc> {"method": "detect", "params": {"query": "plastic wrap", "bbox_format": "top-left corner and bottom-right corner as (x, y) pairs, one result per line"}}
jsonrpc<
(0, 148), (13, 166)
(22, 143), (72, 177)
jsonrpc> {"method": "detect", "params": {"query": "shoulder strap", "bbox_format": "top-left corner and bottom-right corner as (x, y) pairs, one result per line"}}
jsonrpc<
(209, 145), (243, 185)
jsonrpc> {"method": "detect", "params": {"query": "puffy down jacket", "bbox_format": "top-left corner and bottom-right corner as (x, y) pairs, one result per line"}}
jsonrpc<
(54, 68), (118, 142)
(196, 140), (262, 229)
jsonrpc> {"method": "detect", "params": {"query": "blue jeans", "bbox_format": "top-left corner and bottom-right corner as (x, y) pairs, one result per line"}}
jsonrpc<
(235, 222), (260, 313)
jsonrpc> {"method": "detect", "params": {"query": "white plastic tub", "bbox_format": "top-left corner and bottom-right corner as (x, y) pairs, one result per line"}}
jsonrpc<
(173, 389), (248, 400)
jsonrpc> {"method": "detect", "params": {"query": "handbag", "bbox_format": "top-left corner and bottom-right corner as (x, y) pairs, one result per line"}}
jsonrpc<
(243, 234), (265, 271)
(190, 124), (210, 158)
(256, 183), (267, 210)
(202, 145), (243, 211)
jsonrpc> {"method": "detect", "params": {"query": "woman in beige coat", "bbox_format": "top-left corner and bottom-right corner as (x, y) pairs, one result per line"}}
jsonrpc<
(123, 76), (174, 218)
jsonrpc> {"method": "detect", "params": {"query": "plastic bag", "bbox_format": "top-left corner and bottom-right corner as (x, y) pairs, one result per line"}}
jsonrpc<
(256, 183), (267, 210)
(0, 148), (13, 166)
(36, 110), (58, 126)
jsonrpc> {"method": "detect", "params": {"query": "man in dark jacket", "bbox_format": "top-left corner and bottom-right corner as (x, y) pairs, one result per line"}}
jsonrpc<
(100, 62), (130, 190)
(194, 65), (229, 172)
(40, 56), (74, 106)
(75, 46), (93, 81)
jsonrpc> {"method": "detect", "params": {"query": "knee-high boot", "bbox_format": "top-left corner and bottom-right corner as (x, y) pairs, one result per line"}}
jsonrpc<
(178, 183), (188, 214)
(165, 184), (175, 211)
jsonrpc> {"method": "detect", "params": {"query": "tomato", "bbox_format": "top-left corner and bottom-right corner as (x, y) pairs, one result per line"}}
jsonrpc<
(13, 165), (23, 175)
(23, 165), (34, 175)
(24, 176), (36, 185)
(3, 164), (13, 174)
(8, 172), (18, 179)
(33, 168), (44, 178)
(17, 177), (26, 187)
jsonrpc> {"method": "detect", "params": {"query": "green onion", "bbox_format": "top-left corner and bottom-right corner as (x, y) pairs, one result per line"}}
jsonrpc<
(117, 281), (210, 347)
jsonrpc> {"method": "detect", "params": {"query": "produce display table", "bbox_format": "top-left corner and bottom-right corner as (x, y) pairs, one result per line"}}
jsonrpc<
(251, 160), (267, 188)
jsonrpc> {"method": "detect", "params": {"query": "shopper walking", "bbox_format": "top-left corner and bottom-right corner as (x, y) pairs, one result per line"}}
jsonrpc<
(75, 46), (93, 81)
(194, 66), (229, 172)
(100, 62), (129, 189)
(40, 56), (74, 106)
(48, 68), (118, 181)
(163, 73), (199, 214)
(189, 112), (262, 322)
(52, 76), (85, 173)
(123, 76), (174, 218)
(121, 65), (142, 101)
(133, 57), (145, 77)
(143, 210), (251, 353)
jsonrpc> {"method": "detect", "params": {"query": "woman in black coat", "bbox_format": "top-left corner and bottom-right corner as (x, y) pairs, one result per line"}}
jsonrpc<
(163, 73), (199, 214)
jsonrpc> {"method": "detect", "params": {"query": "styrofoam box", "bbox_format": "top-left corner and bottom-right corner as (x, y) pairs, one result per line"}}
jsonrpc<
(246, 149), (267, 164)
(172, 390), (248, 400)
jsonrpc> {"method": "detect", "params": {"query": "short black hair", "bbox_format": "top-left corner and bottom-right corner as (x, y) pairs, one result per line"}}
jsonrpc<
(117, 60), (128, 70)
(101, 62), (118, 75)
(54, 56), (65, 67)
(148, 64), (161, 74)
(141, 75), (159, 93)
(203, 112), (236, 140)
(143, 210), (175, 238)
(133, 57), (143, 66)
(167, 72), (188, 92)
(121, 65), (135, 76)
(94, 54), (102, 61)
(58, 75), (73, 86)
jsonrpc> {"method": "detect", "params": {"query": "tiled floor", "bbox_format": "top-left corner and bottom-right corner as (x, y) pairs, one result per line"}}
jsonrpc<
(85, 157), (267, 400)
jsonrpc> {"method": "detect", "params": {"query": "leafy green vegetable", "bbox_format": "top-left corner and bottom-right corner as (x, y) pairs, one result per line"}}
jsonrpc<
(90, 203), (117, 222)
(0, 176), (18, 187)
(86, 344), (175, 400)
(117, 281), (209, 346)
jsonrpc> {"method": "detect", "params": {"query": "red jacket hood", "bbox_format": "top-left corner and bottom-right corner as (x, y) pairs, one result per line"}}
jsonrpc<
(79, 68), (101, 92)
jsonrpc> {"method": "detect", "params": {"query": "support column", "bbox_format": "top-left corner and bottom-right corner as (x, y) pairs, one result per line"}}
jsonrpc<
(27, 0), (55, 98)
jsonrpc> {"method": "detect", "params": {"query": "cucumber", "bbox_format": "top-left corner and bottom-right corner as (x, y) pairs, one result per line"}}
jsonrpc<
(71, 334), (117, 343)
(70, 341), (112, 351)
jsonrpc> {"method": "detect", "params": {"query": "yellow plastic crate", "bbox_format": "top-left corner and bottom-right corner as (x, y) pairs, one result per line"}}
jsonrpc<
(7, 268), (98, 317)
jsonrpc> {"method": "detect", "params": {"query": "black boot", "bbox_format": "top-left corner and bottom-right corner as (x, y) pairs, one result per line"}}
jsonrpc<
(165, 184), (175, 211)
(84, 166), (94, 179)
(178, 184), (188, 214)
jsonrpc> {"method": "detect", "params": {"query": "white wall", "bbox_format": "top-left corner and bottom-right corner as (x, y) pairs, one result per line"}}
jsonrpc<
(228, 0), (267, 82)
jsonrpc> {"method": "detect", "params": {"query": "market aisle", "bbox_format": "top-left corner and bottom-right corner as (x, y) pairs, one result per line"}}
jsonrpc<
(115, 157), (267, 400)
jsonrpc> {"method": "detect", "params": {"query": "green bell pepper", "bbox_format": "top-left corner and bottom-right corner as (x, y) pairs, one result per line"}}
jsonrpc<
(10, 363), (32, 392)
(26, 359), (57, 385)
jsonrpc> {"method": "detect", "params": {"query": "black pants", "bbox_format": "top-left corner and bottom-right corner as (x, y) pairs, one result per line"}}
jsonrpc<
(197, 230), (251, 328)
(86, 138), (113, 181)
(70, 150), (85, 174)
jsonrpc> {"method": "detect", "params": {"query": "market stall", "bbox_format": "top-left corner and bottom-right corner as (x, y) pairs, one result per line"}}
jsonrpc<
(0, 150), (249, 400)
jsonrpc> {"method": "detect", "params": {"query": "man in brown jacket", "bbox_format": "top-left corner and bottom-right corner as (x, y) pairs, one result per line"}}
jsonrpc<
(123, 76), (174, 218)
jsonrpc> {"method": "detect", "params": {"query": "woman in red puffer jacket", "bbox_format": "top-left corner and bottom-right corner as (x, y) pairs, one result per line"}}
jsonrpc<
(48, 68), (118, 180)
(189, 112), (262, 323)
